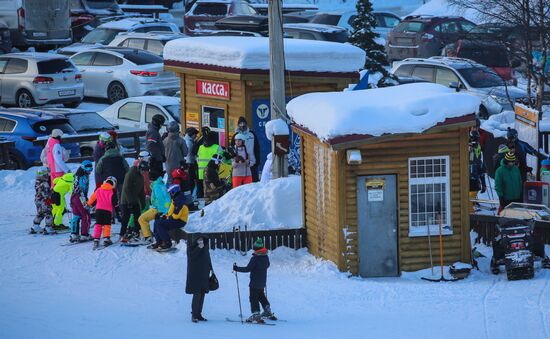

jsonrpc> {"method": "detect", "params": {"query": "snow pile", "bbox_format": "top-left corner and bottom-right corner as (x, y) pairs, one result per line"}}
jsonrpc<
(186, 176), (302, 233)
(287, 83), (480, 141)
(409, 0), (485, 24)
(164, 37), (365, 73)
(481, 110), (515, 138)
(265, 119), (289, 141)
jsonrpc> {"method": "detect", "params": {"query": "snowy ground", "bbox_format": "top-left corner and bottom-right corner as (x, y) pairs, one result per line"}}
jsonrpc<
(1, 166), (550, 339)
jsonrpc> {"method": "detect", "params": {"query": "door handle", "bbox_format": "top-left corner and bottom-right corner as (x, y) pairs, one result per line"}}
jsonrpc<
(105, 70), (114, 73)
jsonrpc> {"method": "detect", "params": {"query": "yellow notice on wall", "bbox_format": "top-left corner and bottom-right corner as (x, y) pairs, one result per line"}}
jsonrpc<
(186, 112), (199, 129)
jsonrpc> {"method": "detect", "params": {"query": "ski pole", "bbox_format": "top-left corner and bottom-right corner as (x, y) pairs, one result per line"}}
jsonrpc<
(234, 267), (243, 324)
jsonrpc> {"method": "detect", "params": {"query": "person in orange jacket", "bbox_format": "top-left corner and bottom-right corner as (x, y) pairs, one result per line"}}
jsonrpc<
(88, 176), (118, 249)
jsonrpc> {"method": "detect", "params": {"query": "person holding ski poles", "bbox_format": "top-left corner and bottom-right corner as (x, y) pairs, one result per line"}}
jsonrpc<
(186, 233), (213, 323)
(233, 238), (275, 323)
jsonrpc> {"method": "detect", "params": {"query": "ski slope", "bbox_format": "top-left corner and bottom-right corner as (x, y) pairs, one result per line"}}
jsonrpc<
(1, 167), (549, 339)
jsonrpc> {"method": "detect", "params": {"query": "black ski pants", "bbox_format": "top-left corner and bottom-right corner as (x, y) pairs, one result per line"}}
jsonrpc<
(249, 287), (269, 314)
(120, 203), (141, 237)
(192, 292), (206, 318)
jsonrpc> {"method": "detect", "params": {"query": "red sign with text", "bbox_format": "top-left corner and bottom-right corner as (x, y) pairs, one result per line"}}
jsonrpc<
(196, 79), (230, 100)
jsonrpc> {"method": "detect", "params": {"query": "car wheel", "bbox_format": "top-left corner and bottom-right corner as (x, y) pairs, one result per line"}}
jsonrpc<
(107, 82), (127, 104)
(63, 100), (81, 108)
(16, 90), (35, 108)
(479, 105), (489, 120)
(80, 147), (93, 157)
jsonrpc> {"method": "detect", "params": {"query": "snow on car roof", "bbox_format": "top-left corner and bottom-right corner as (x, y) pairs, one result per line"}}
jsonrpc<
(287, 83), (480, 141)
(283, 23), (347, 33)
(128, 96), (180, 106)
(100, 18), (169, 30)
(164, 36), (365, 73)
(409, 0), (484, 24)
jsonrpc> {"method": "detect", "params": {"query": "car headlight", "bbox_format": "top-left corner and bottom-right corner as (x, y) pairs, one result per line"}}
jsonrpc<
(490, 95), (511, 105)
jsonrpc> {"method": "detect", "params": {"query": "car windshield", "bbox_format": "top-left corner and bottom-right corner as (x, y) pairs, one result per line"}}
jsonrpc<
(37, 59), (76, 74)
(119, 50), (163, 65)
(459, 47), (509, 67)
(310, 14), (341, 26)
(194, 3), (228, 15)
(395, 21), (425, 33)
(85, 0), (118, 9)
(324, 30), (349, 43)
(32, 120), (76, 135)
(82, 28), (123, 44)
(164, 104), (181, 123)
(458, 66), (505, 88)
(66, 112), (113, 132)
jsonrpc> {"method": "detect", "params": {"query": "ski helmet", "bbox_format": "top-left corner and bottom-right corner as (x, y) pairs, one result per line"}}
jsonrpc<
(50, 129), (63, 138)
(168, 184), (180, 198)
(138, 150), (151, 162)
(171, 167), (186, 181)
(81, 160), (93, 173)
(507, 128), (518, 141)
(105, 176), (117, 187)
(99, 131), (112, 143)
(469, 130), (480, 142)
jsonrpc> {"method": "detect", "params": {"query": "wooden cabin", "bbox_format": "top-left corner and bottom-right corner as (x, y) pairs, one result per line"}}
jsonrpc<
(163, 36), (364, 167)
(288, 84), (480, 276)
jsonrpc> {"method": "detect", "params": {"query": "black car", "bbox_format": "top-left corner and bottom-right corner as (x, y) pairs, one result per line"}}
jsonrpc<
(283, 23), (349, 43)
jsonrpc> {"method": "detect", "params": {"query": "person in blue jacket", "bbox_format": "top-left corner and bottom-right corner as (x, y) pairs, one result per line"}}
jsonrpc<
(233, 238), (275, 322)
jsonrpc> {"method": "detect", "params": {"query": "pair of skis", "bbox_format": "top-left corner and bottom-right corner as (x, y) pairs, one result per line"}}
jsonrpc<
(225, 316), (284, 326)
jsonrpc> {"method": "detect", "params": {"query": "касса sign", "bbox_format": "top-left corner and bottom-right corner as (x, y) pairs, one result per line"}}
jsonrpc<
(196, 79), (230, 100)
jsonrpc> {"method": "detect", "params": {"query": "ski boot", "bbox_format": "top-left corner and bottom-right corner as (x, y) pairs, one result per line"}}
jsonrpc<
(103, 237), (113, 247)
(246, 312), (263, 323)
(261, 306), (277, 321)
(542, 257), (550, 269)
(53, 224), (70, 231)
(197, 315), (207, 322)
(69, 234), (80, 243)
(30, 224), (43, 234)
(43, 226), (56, 235)
(147, 241), (162, 250)
(491, 258), (500, 275)
(93, 239), (99, 249)
(80, 235), (91, 242)
(155, 241), (173, 252)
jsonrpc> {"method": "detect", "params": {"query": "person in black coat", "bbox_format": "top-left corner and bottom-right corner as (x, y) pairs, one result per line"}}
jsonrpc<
(146, 114), (166, 179)
(186, 233), (212, 323)
(233, 238), (274, 322)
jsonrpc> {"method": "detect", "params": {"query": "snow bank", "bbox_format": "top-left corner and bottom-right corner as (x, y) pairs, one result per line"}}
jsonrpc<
(287, 83), (480, 141)
(186, 176), (302, 232)
(409, 0), (485, 24)
(481, 110), (515, 138)
(164, 37), (365, 73)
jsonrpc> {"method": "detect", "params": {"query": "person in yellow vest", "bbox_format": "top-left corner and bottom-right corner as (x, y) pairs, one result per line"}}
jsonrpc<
(197, 132), (221, 198)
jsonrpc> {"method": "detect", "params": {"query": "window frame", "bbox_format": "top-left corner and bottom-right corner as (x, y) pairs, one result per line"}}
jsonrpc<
(408, 155), (452, 237)
(0, 116), (17, 133)
(92, 52), (122, 67)
(4, 58), (28, 74)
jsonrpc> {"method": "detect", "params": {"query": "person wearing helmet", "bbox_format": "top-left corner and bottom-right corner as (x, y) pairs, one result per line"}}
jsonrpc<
(93, 132), (113, 189)
(45, 129), (70, 185)
(204, 154), (230, 205)
(120, 157), (149, 243)
(149, 184), (189, 251)
(231, 117), (260, 182)
(136, 151), (152, 199)
(184, 127), (199, 195)
(88, 176), (119, 248)
(171, 167), (195, 209)
(469, 130), (486, 213)
(232, 133), (255, 188)
(506, 127), (539, 183)
(51, 172), (75, 231)
(147, 113), (167, 178)
(138, 172), (171, 243)
(95, 141), (129, 210)
(69, 161), (94, 242)
(197, 132), (222, 199)
(163, 121), (188, 185)
(30, 168), (54, 234)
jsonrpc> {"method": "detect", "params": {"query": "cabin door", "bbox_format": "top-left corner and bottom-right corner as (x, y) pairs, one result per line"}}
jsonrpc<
(357, 175), (399, 277)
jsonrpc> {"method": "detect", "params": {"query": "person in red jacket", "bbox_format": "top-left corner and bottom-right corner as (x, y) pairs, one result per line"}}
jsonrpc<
(88, 176), (118, 249)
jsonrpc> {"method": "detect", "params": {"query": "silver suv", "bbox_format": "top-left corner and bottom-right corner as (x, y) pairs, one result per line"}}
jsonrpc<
(109, 31), (187, 56)
(390, 57), (528, 118)
(0, 53), (84, 108)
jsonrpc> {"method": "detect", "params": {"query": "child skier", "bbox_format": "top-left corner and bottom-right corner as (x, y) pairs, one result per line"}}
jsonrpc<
(171, 167), (195, 209)
(88, 176), (118, 249)
(51, 172), (75, 230)
(233, 238), (275, 323)
(150, 184), (189, 251)
(69, 160), (94, 242)
(30, 168), (54, 234)
(137, 173), (171, 244)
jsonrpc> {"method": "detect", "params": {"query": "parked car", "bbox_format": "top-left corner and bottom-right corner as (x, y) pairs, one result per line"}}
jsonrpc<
(386, 15), (476, 64)
(0, 109), (79, 169)
(58, 17), (180, 56)
(109, 31), (187, 56)
(376, 75), (428, 88)
(442, 40), (516, 82)
(0, 0), (72, 50)
(390, 57), (528, 118)
(283, 23), (348, 42)
(99, 95), (180, 132)
(309, 10), (401, 40)
(70, 47), (179, 103)
(0, 53), (83, 108)
(69, 0), (124, 42)
(0, 22), (12, 54)
(184, 0), (259, 34)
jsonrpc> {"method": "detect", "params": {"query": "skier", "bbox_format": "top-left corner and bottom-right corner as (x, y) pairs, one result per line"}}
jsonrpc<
(45, 129), (70, 185)
(146, 114), (166, 179)
(93, 132), (112, 189)
(171, 167), (195, 209)
(137, 173), (171, 244)
(119, 158), (149, 243)
(184, 127), (199, 195)
(469, 130), (486, 213)
(494, 151), (522, 212)
(163, 121), (188, 185)
(231, 117), (260, 182)
(51, 172), (74, 230)
(233, 238), (275, 322)
(95, 141), (128, 222)
(231, 133), (255, 188)
(506, 127), (539, 183)
(69, 160), (94, 242)
(186, 233), (213, 323)
(150, 184), (189, 251)
(30, 168), (54, 234)
(88, 176), (118, 249)
(492, 144), (509, 175)
(204, 154), (230, 205)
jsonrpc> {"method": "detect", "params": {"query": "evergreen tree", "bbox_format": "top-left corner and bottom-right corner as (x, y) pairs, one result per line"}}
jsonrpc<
(349, 0), (389, 77)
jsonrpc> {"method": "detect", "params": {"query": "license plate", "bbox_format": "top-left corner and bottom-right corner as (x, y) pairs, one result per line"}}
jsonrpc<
(396, 38), (413, 45)
(58, 90), (75, 97)
(33, 32), (47, 37)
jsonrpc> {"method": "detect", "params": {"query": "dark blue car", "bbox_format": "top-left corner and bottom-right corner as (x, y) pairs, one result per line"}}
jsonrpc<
(0, 109), (80, 169)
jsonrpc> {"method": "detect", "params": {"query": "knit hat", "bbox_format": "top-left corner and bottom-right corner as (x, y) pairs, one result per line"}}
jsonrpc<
(505, 151), (516, 163)
(167, 121), (179, 133)
(498, 144), (509, 154)
(237, 116), (247, 126)
(50, 129), (63, 138)
(253, 238), (264, 250)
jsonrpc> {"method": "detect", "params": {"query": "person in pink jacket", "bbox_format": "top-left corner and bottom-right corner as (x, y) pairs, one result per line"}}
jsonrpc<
(88, 177), (118, 249)
(45, 129), (70, 184)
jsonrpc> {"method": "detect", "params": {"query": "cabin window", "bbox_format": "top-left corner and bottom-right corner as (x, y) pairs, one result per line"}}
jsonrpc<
(408, 156), (452, 237)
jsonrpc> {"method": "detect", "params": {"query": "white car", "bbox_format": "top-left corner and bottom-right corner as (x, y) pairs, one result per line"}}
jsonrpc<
(70, 47), (180, 103)
(98, 96), (181, 132)
(108, 31), (187, 56)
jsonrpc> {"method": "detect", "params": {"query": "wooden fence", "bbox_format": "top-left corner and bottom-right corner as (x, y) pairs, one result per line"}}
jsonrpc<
(471, 214), (550, 245)
(184, 228), (307, 252)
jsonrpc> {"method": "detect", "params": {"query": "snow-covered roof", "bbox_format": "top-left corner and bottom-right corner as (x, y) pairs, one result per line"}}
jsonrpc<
(287, 83), (480, 142)
(163, 36), (365, 74)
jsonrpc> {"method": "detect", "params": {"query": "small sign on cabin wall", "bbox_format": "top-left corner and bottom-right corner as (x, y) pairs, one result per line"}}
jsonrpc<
(366, 179), (385, 202)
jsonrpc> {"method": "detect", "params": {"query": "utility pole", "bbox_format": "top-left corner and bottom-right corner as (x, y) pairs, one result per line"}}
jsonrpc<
(268, 0), (288, 179)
